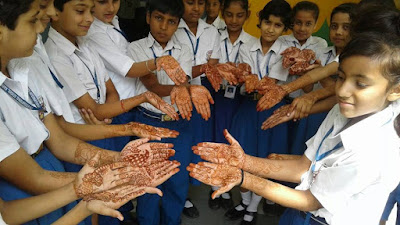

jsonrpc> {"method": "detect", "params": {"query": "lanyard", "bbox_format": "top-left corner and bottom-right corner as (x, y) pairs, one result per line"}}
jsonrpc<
(1, 83), (46, 112)
(150, 47), (172, 59)
(75, 54), (101, 102)
(184, 28), (200, 64)
(324, 51), (333, 66)
(224, 39), (242, 64)
(293, 41), (298, 47)
(36, 51), (64, 89)
(113, 27), (129, 41)
(256, 50), (273, 80)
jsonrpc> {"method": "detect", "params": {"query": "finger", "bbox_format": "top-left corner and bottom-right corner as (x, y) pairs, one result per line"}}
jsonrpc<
(170, 93), (176, 106)
(212, 185), (234, 199)
(148, 142), (174, 149)
(223, 129), (238, 146)
(198, 161), (219, 169)
(188, 171), (210, 184)
(108, 161), (132, 170)
(97, 206), (124, 221)
(126, 138), (150, 148)
(207, 91), (214, 105)
(198, 104), (208, 121)
(144, 187), (163, 197)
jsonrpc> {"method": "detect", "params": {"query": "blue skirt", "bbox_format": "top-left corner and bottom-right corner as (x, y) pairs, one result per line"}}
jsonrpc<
(279, 208), (327, 225)
(0, 149), (86, 225)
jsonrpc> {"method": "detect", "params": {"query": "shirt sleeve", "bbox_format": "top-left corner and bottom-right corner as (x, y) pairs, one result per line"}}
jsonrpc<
(88, 33), (135, 77)
(0, 118), (20, 162)
(50, 57), (88, 103)
(179, 45), (193, 79)
(210, 30), (221, 60)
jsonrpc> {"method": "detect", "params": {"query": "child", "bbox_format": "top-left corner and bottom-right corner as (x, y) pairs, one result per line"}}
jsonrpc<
(204, 0), (226, 30)
(210, 0), (256, 211)
(126, 0), (196, 224)
(226, 0), (291, 224)
(173, 0), (221, 217)
(189, 32), (400, 225)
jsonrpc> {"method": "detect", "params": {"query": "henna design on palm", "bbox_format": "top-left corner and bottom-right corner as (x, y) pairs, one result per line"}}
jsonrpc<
(156, 56), (187, 85)
(170, 86), (193, 120)
(189, 85), (214, 121)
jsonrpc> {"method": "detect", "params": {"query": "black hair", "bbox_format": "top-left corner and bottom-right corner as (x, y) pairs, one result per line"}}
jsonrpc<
(207, 0), (223, 4)
(258, 0), (291, 30)
(147, 0), (184, 19)
(292, 1), (319, 22)
(222, 0), (249, 12)
(339, 32), (400, 86)
(330, 3), (357, 22)
(352, 4), (400, 37)
(359, 0), (396, 8)
(0, 0), (35, 30)
(54, 0), (72, 12)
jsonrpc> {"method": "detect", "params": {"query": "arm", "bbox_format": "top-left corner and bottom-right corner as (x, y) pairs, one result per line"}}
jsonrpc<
(104, 80), (120, 104)
(192, 59), (219, 79)
(139, 73), (176, 97)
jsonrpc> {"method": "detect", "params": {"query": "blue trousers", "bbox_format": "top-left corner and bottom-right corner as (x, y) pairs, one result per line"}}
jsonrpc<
(279, 208), (327, 225)
(0, 149), (86, 225)
(134, 107), (193, 225)
(230, 98), (289, 158)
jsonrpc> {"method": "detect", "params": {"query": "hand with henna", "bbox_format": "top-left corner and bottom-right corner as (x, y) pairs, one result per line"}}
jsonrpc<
(130, 160), (180, 187)
(256, 76), (277, 95)
(187, 162), (242, 199)
(125, 122), (179, 140)
(156, 55), (187, 85)
(192, 129), (245, 168)
(216, 63), (238, 85)
(244, 74), (259, 93)
(74, 154), (138, 198)
(267, 153), (302, 160)
(261, 104), (294, 130)
(79, 108), (112, 125)
(289, 94), (318, 120)
(235, 63), (252, 83)
(170, 86), (193, 121)
(120, 138), (175, 167)
(189, 85), (214, 121)
(141, 91), (179, 121)
(256, 83), (288, 112)
(201, 64), (223, 92)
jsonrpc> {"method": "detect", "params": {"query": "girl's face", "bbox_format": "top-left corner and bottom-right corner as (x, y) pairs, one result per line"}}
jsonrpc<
(223, 1), (248, 34)
(182, 0), (205, 24)
(93, 0), (120, 24)
(39, 0), (57, 28)
(206, 0), (221, 20)
(0, 0), (44, 59)
(259, 15), (285, 44)
(292, 10), (316, 44)
(53, 0), (94, 42)
(336, 56), (392, 118)
(329, 12), (351, 51)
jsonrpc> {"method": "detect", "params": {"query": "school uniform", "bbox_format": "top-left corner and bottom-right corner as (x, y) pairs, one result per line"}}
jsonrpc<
(173, 19), (221, 185)
(0, 212), (6, 225)
(214, 29), (256, 143)
(381, 182), (400, 225)
(279, 104), (400, 225)
(290, 46), (336, 156)
(230, 38), (289, 158)
(127, 33), (193, 225)
(0, 65), (82, 225)
(203, 15), (226, 31)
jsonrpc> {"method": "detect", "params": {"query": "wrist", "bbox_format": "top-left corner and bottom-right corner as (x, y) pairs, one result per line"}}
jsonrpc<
(239, 169), (244, 186)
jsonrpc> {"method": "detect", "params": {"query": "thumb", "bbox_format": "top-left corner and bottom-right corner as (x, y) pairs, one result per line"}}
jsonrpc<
(99, 207), (124, 221)
(127, 138), (150, 148)
(144, 187), (163, 197)
(223, 129), (238, 146)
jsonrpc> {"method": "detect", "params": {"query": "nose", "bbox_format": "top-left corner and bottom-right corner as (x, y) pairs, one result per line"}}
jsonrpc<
(160, 20), (167, 30)
(267, 24), (274, 33)
(107, 1), (115, 12)
(36, 19), (45, 34)
(193, 3), (199, 12)
(232, 15), (238, 24)
(336, 26), (344, 36)
(86, 11), (94, 23)
(336, 79), (352, 101)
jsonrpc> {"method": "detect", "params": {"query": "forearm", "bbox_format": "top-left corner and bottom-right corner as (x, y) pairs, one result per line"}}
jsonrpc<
(304, 85), (336, 103)
(51, 201), (92, 225)
(126, 59), (157, 78)
(2, 183), (78, 225)
(309, 96), (337, 115)
(241, 172), (322, 212)
(192, 65), (204, 79)
(242, 154), (311, 183)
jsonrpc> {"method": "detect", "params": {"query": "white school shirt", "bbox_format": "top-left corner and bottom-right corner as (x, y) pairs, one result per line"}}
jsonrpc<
(239, 38), (289, 83)
(86, 16), (137, 100)
(173, 19), (221, 85)
(313, 46), (337, 91)
(10, 35), (75, 123)
(45, 27), (109, 124)
(297, 104), (400, 225)
(203, 16), (226, 31)
(0, 213), (6, 225)
(127, 33), (192, 114)
(219, 29), (257, 64)
(0, 66), (50, 157)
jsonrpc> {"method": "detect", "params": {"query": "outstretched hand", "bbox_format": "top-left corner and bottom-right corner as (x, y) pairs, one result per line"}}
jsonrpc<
(170, 86), (193, 120)
(187, 162), (242, 199)
(192, 129), (245, 168)
(156, 55), (187, 85)
(289, 94), (317, 120)
(189, 85), (214, 121)
(261, 105), (294, 130)
(126, 122), (179, 140)
(142, 91), (179, 121)
(244, 74), (259, 93)
(256, 80), (287, 112)
(201, 64), (223, 92)
(216, 63), (238, 85)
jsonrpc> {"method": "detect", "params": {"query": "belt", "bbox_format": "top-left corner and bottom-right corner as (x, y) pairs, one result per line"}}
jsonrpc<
(301, 211), (328, 225)
(245, 92), (262, 101)
(137, 106), (175, 122)
(31, 143), (44, 158)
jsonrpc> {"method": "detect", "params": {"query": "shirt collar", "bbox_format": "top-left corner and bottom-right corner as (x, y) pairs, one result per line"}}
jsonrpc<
(5, 60), (30, 92)
(48, 26), (80, 56)
(178, 18), (211, 38)
(92, 16), (121, 32)
(145, 32), (180, 52)
(322, 46), (336, 56)
(250, 38), (283, 54)
(221, 29), (251, 47)
(284, 34), (320, 48)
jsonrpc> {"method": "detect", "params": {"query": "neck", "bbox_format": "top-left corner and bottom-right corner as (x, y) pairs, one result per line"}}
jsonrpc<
(206, 16), (217, 25)
(0, 56), (10, 78)
(228, 29), (241, 44)
(335, 46), (343, 55)
(186, 20), (198, 36)
(260, 38), (274, 55)
(51, 24), (78, 47)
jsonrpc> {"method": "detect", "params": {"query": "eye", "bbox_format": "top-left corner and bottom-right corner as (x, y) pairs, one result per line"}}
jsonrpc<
(306, 22), (312, 26)
(31, 18), (39, 24)
(330, 24), (337, 30)
(168, 20), (176, 25)
(155, 15), (162, 21)
(39, 4), (47, 9)
(275, 23), (282, 28)
(343, 25), (350, 31)
(356, 81), (368, 89)
(76, 10), (84, 14)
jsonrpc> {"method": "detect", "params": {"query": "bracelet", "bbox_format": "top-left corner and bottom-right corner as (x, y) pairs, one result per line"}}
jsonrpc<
(239, 169), (244, 186)
(145, 60), (153, 73)
(120, 100), (128, 113)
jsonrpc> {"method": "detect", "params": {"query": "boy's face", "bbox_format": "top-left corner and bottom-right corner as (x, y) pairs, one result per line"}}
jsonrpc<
(54, 0), (94, 41)
(259, 15), (285, 44)
(206, 0), (220, 20)
(93, 0), (120, 24)
(0, 0), (44, 59)
(146, 10), (180, 46)
(182, 0), (205, 24)
(39, 0), (57, 28)
(329, 12), (351, 51)
(223, 1), (248, 34)
(336, 56), (391, 118)
(292, 10), (316, 43)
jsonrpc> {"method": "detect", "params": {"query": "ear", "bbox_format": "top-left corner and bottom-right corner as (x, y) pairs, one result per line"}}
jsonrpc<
(387, 84), (400, 102)
(146, 11), (151, 25)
